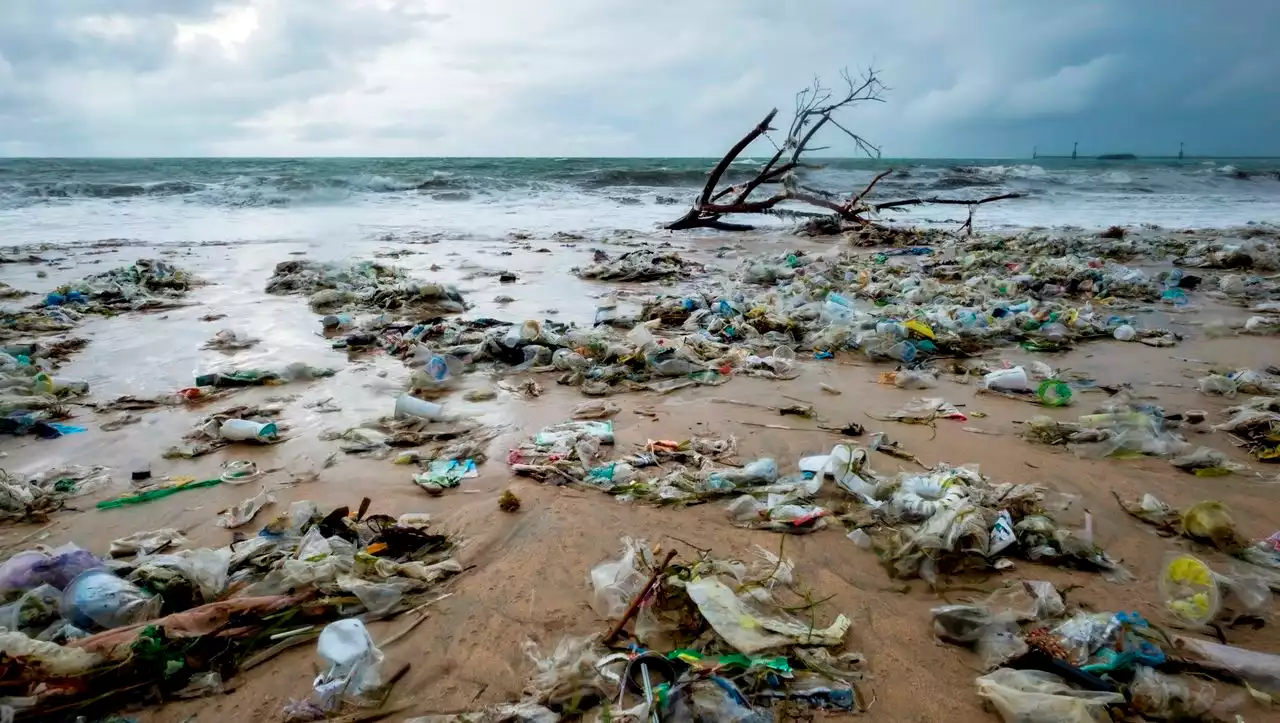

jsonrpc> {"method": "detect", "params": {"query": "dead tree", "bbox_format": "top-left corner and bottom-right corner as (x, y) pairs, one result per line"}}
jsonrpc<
(666, 69), (1020, 235)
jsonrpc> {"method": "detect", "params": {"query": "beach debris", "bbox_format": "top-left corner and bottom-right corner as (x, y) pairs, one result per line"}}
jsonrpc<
(574, 249), (704, 282)
(0, 497), (459, 719)
(202, 328), (260, 351)
(498, 489), (521, 513)
(265, 259), (467, 315)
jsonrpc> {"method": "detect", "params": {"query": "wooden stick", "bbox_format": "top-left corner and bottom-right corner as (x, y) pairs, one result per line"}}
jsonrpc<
(603, 550), (677, 644)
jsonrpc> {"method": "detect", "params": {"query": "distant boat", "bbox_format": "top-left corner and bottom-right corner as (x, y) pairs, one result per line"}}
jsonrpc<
(1097, 153), (1137, 161)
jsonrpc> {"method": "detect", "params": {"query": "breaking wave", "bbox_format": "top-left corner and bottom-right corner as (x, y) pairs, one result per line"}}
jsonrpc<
(1, 157), (1277, 209)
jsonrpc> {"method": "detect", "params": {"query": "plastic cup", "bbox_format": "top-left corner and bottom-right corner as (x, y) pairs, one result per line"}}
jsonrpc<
(983, 367), (1031, 392)
(394, 394), (443, 420)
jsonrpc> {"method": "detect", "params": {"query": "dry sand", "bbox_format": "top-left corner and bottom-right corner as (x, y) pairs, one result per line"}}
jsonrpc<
(3, 229), (1280, 722)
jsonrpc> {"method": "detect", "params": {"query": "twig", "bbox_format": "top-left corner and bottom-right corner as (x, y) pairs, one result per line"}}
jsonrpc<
(741, 421), (827, 432)
(378, 593), (453, 647)
(603, 549), (677, 644)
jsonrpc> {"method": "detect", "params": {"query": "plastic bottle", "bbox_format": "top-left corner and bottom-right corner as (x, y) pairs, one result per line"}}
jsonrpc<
(826, 291), (853, 308)
(34, 373), (89, 395)
(321, 314), (354, 331)
(218, 419), (279, 441)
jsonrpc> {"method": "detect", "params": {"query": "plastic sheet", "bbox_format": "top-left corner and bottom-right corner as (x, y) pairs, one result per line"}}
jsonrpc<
(684, 577), (850, 654)
(589, 537), (647, 618)
(1128, 666), (1216, 721)
(975, 668), (1123, 723)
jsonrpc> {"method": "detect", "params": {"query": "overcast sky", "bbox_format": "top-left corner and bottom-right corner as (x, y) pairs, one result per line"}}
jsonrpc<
(1, 0), (1276, 158)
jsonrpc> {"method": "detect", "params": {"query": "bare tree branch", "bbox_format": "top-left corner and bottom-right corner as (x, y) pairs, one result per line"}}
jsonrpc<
(664, 67), (1019, 235)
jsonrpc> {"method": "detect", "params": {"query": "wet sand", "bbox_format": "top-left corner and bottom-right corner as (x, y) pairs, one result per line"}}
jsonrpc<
(3, 229), (1280, 722)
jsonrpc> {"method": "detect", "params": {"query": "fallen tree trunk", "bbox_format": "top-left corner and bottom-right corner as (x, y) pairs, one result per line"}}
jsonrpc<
(665, 68), (1021, 236)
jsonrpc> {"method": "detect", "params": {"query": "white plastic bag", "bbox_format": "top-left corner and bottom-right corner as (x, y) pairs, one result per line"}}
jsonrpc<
(313, 619), (384, 711)
(976, 668), (1123, 723)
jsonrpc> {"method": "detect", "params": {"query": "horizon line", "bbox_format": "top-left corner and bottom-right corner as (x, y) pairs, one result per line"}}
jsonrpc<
(2, 154), (1279, 161)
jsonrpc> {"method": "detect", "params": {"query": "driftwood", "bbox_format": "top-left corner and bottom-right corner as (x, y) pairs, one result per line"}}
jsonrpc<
(666, 68), (1021, 235)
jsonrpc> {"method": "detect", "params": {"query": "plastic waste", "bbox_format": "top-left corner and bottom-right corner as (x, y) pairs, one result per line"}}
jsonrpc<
(1113, 324), (1136, 341)
(218, 418), (279, 442)
(60, 569), (162, 629)
(706, 458), (779, 489)
(1159, 553), (1219, 626)
(984, 367), (1031, 392)
(989, 510), (1016, 555)
(0, 550), (51, 592)
(313, 619), (385, 710)
(394, 393), (443, 420)
(589, 537), (647, 618)
(0, 583), (60, 632)
(1170, 635), (1280, 693)
(1128, 666), (1215, 721)
(1036, 379), (1073, 407)
(892, 370), (938, 389)
(35, 544), (103, 589)
(217, 486), (276, 528)
(975, 668), (1124, 723)
(684, 577), (850, 654)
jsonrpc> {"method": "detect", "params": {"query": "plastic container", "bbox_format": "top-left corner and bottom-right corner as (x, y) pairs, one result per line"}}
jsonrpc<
(61, 569), (162, 630)
(34, 373), (90, 395)
(771, 346), (796, 374)
(394, 394), (443, 420)
(218, 419), (280, 442)
(1159, 554), (1220, 626)
(983, 367), (1031, 392)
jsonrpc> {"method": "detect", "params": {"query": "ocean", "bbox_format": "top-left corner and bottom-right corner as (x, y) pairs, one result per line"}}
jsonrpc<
(1, 157), (1278, 246)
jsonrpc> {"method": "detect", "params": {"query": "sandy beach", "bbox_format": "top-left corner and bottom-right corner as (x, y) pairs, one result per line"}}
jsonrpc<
(2, 220), (1280, 721)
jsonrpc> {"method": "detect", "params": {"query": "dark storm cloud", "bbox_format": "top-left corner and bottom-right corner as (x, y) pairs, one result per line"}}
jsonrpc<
(0, 0), (1276, 156)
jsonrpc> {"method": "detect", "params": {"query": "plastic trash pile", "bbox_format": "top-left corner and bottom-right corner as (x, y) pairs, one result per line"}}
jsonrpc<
(2, 259), (196, 354)
(163, 402), (286, 459)
(847, 464), (1129, 585)
(430, 539), (866, 721)
(0, 497), (459, 719)
(929, 576), (1280, 722)
(574, 248), (704, 282)
(265, 259), (467, 315)
(634, 243), (1189, 368)
(0, 465), (111, 523)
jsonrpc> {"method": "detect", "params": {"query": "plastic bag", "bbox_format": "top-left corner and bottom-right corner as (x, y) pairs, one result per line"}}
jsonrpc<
(216, 486), (276, 528)
(1051, 613), (1116, 665)
(1197, 374), (1236, 397)
(1129, 666), (1215, 720)
(589, 537), (647, 618)
(976, 668), (1123, 723)
(976, 616), (1030, 670)
(685, 577), (850, 654)
(1182, 501), (1241, 550)
(313, 619), (384, 711)
(706, 458), (778, 489)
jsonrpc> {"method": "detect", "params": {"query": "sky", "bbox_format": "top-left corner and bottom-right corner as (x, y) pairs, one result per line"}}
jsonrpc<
(1, 0), (1277, 158)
